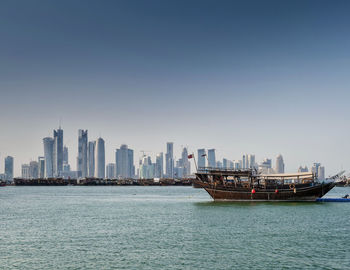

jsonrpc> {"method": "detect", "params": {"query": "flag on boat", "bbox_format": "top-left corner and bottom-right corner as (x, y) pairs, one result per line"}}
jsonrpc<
(188, 154), (193, 159)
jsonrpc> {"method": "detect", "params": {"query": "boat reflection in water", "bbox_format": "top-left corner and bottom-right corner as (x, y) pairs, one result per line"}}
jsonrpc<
(194, 168), (335, 202)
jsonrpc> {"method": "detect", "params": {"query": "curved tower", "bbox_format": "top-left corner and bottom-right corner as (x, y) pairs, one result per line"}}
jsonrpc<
(94, 137), (105, 179)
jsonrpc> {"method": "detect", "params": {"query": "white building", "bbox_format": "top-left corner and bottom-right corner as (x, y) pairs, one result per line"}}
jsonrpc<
(94, 137), (105, 179)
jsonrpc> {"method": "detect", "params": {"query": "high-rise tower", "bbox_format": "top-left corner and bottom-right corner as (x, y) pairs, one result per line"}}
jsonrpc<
(77, 130), (88, 178)
(208, 149), (216, 168)
(43, 137), (54, 178)
(165, 142), (174, 178)
(53, 127), (63, 177)
(115, 144), (134, 179)
(4, 156), (14, 181)
(94, 137), (105, 179)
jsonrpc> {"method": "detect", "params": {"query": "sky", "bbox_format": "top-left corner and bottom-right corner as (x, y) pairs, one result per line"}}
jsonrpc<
(1, 0), (350, 176)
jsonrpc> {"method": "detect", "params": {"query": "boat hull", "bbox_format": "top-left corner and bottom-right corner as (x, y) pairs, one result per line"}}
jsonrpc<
(195, 181), (335, 202)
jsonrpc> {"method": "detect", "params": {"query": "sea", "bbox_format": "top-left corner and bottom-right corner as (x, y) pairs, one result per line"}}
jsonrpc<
(1, 186), (350, 270)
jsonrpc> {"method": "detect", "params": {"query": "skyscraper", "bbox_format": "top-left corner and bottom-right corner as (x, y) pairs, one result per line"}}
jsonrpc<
(208, 149), (216, 167)
(29, 161), (39, 179)
(106, 163), (116, 179)
(116, 144), (134, 179)
(63, 146), (68, 164)
(4, 156), (14, 181)
(242, 154), (247, 169)
(318, 166), (325, 180)
(139, 155), (154, 179)
(155, 152), (164, 178)
(53, 127), (63, 177)
(298, 166), (308, 173)
(275, 154), (285, 173)
(247, 154), (256, 169)
(180, 147), (191, 176)
(38, 157), (45, 178)
(43, 137), (54, 178)
(77, 130), (88, 178)
(88, 141), (95, 177)
(94, 137), (105, 179)
(21, 164), (30, 179)
(197, 149), (206, 169)
(165, 142), (174, 178)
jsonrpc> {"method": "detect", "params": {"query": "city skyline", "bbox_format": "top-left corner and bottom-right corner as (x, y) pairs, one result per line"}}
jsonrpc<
(0, 125), (330, 178)
(1, 0), (350, 176)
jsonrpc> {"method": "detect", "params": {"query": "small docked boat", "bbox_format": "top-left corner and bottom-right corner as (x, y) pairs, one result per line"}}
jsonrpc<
(194, 168), (335, 202)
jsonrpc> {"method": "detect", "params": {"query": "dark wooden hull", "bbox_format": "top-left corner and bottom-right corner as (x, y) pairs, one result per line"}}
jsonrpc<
(194, 180), (335, 201)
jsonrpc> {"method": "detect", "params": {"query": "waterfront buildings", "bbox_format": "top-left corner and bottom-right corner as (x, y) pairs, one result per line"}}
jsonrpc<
(106, 163), (116, 179)
(233, 160), (242, 170)
(4, 156), (14, 181)
(242, 154), (247, 169)
(116, 144), (134, 179)
(258, 158), (272, 174)
(179, 147), (191, 176)
(318, 166), (325, 180)
(43, 137), (54, 178)
(95, 137), (105, 179)
(21, 164), (30, 179)
(311, 163), (325, 180)
(298, 166), (309, 173)
(77, 130), (88, 178)
(197, 149), (206, 168)
(139, 155), (154, 179)
(29, 161), (39, 179)
(88, 141), (95, 177)
(165, 142), (174, 178)
(208, 149), (216, 167)
(38, 157), (45, 178)
(53, 127), (63, 177)
(63, 146), (68, 164)
(155, 152), (164, 178)
(275, 154), (285, 173)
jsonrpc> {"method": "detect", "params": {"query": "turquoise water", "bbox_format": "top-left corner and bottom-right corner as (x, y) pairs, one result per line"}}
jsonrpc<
(1, 186), (350, 270)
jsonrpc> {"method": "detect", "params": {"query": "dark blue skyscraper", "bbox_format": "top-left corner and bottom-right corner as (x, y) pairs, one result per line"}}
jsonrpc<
(77, 130), (88, 178)
(53, 127), (63, 177)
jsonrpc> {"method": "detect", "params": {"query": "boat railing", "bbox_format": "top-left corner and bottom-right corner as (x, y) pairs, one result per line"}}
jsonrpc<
(198, 167), (254, 173)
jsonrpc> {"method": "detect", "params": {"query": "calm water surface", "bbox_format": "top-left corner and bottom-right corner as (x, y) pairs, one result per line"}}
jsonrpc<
(1, 186), (350, 270)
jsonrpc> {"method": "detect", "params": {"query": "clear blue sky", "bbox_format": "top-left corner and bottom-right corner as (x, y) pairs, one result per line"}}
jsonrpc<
(1, 0), (350, 176)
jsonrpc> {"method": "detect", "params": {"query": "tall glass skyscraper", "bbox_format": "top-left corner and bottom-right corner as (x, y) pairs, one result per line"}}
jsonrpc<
(155, 152), (163, 178)
(115, 144), (134, 179)
(197, 149), (206, 169)
(38, 156), (45, 178)
(63, 146), (68, 164)
(208, 149), (216, 168)
(77, 130), (88, 178)
(88, 141), (95, 177)
(4, 156), (14, 181)
(165, 142), (174, 178)
(94, 137), (105, 179)
(53, 127), (63, 177)
(43, 137), (54, 178)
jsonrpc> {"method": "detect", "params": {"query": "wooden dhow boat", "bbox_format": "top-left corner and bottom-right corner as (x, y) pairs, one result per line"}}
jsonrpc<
(194, 168), (335, 201)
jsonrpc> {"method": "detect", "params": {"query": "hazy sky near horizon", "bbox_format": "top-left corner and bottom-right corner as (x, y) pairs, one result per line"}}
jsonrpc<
(1, 0), (350, 176)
